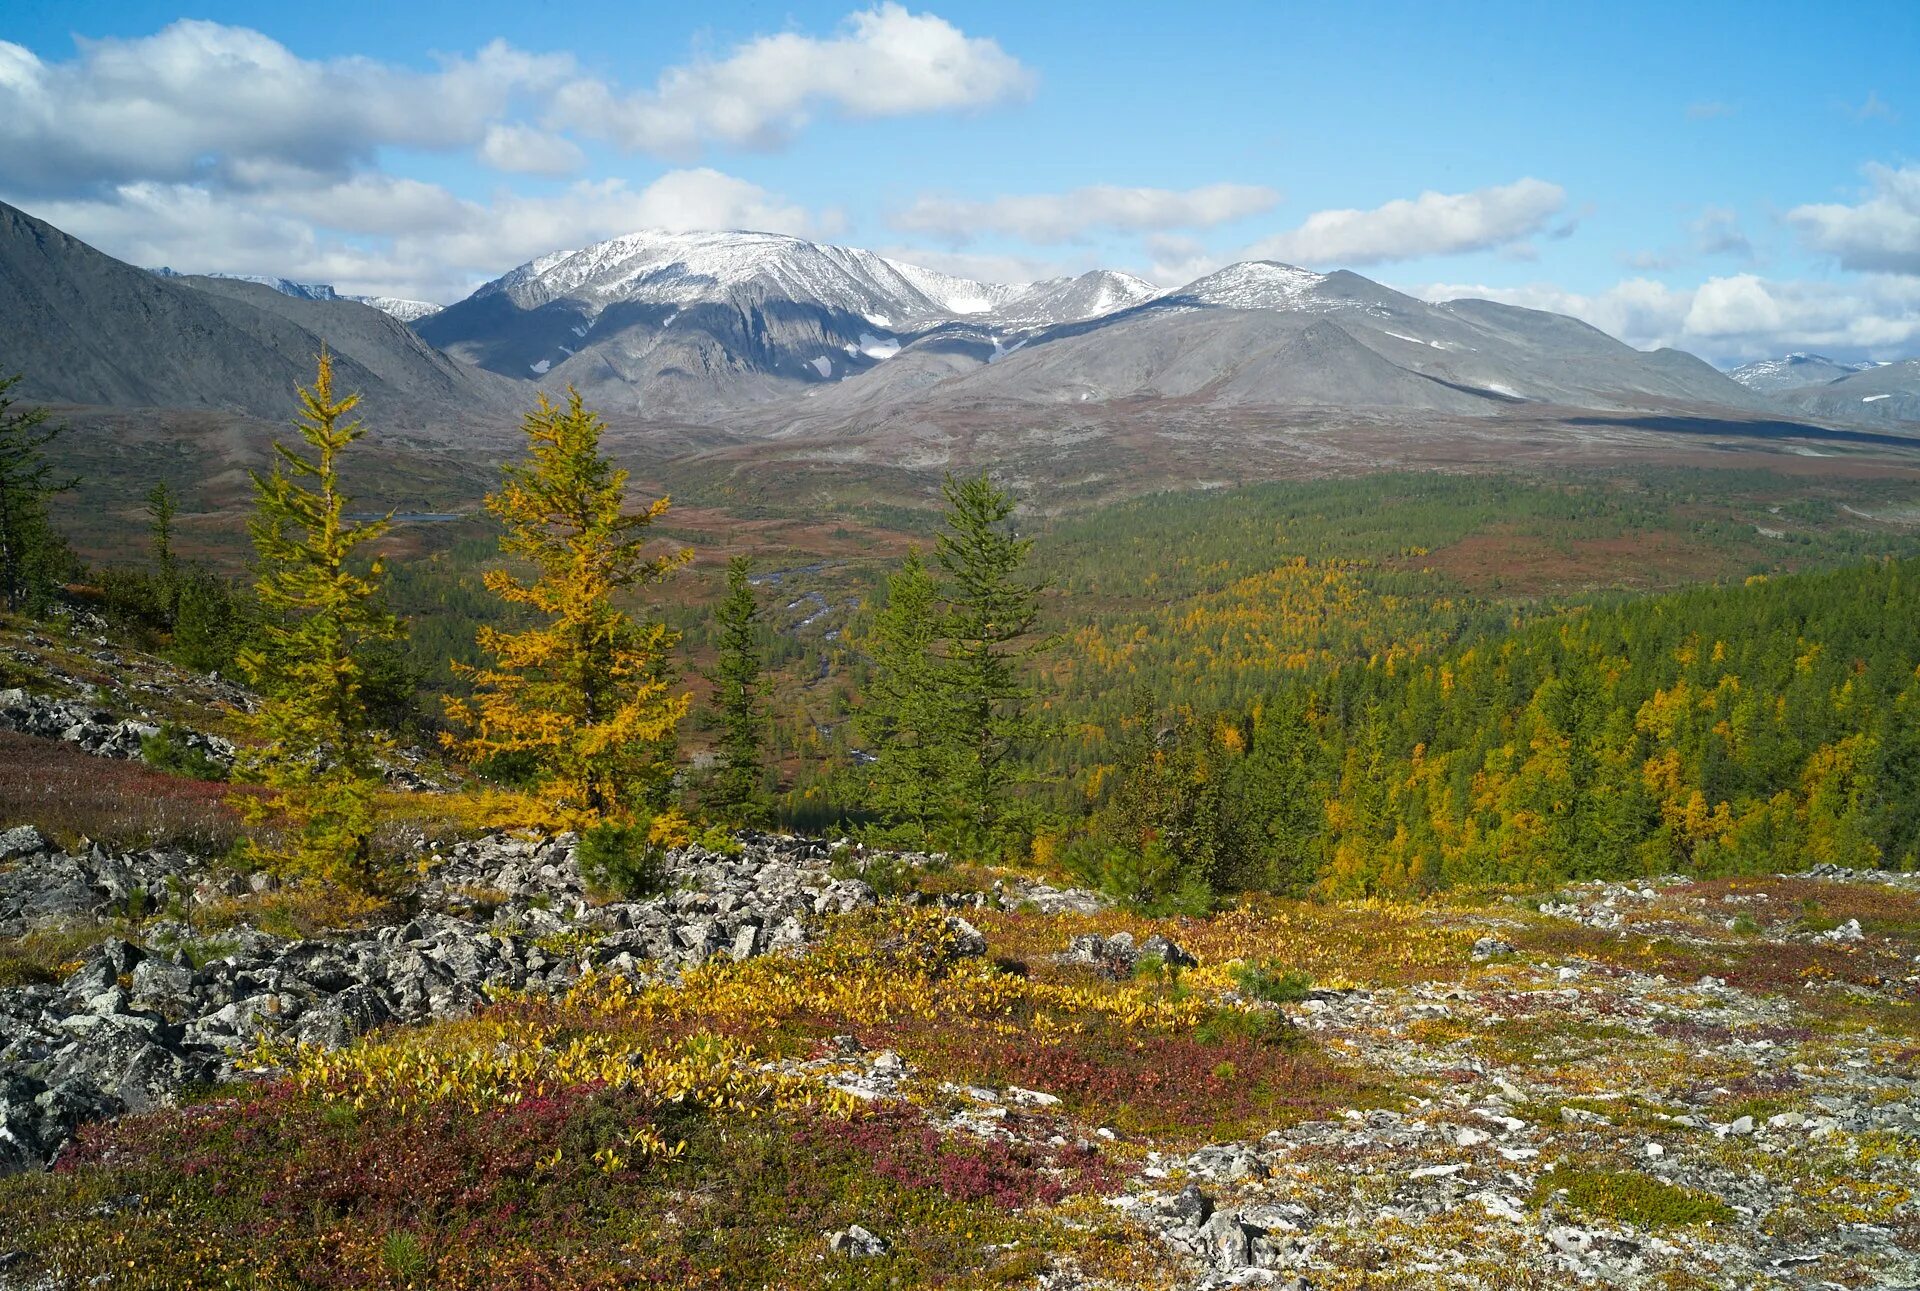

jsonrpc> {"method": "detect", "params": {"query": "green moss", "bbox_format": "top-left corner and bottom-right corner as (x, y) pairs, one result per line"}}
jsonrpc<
(0, 953), (59, 987)
(1533, 1168), (1734, 1229)
(1231, 961), (1314, 1004)
(1478, 1016), (1639, 1067)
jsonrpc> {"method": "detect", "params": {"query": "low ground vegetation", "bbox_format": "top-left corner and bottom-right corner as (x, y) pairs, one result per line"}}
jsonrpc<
(4, 841), (1918, 1288)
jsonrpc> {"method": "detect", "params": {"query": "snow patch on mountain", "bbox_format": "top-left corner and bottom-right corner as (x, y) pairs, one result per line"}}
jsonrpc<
(350, 295), (442, 323)
(845, 332), (900, 360)
(1172, 261), (1330, 311)
(463, 228), (1155, 333)
(1726, 352), (1876, 394)
(146, 268), (441, 323)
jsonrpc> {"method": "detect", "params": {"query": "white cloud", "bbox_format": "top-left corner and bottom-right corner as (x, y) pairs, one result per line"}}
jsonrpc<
(1686, 101), (1735, 120)
(1123, 180), (1572, 286)
(1245, 178), (1567, 267)
(875, 246), (1079, 284)
(0, 23), (573, 194)
(479, 123), (586, 177)
(1411, 272), (1920, 365)
(0, 8), (1028, 199)
(548, 4), (1034, 156)
(1683, 273), (1782, 335)
(890, 182), (1278, 244)
(0, 10), (1017, 300)
(1139, 233), (1228, 286)
(19, 169), (827, 303)
(1789, 162), (1920, 275)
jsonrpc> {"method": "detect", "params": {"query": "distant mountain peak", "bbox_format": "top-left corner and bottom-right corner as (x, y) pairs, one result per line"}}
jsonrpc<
(1173, 261), (1328, 309)
(1727, 352), (1876, 394)
(147, 267), (440, 323)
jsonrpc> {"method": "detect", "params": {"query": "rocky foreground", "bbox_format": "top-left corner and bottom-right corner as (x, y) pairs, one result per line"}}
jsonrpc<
(2, 829), (1919, 1289)
(0, 829), (1092, 1177)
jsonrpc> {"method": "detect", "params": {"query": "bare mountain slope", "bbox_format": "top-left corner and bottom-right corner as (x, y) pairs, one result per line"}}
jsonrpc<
(0, 201), (510, 424)
(1727, 353), (1876, 394)
(1779, 359), (1920, 427)
(767, 265), (1775, 436)
(416, 231), (1164, 414)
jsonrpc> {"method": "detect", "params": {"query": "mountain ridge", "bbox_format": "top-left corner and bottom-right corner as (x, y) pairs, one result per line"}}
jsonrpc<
(0, 201), (512, 423)
(1726, 352), (1878, 394)
(8, 203), (1915, 452)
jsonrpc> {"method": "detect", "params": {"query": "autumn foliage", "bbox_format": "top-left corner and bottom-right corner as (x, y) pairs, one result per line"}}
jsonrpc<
(233, 353), (404, 894)
(444, 388), (690, 830)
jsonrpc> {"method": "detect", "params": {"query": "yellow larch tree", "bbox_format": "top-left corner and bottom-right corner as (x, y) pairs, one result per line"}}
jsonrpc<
(234, 352), (404, 895)
(445, 388), (689, 830)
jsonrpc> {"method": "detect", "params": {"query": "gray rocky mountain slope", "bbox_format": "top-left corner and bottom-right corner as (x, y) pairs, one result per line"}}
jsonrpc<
(11, 201), (1899, 441)
(415, 229), (1156, 416)
(0, 201), (510, 423)
(1777, 358), (1920, 426)
(765, 268), (1779, 436)
(150, 269), (444, 323)
(418, 229), (1783, 427)
(1725, 352), (1875, 394)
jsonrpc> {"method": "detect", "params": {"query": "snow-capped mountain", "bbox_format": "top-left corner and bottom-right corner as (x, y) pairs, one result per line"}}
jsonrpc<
(1164, 261), (1333, 311)
(418, 229), (1167, 412)
(466, 229), (1150, 330)
(351, 296), (444, 324)
(204, 272), (342, 302)
(408, 226), (1788, 420)
(1726, 353), (1876, 394)
(1776, 358), (1920, 426)
(479, 229), (952, 326)
(148, 268), (440, 323)
(993, 270), (1161, 326)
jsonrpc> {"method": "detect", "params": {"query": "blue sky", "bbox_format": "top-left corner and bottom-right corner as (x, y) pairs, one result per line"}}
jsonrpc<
(2, 0), (1916, 363)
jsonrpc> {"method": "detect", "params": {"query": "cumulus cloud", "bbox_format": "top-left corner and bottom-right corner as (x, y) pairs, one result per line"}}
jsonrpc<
(890, 182), (1278, 244)
(0, 10), (1025, 299)
(1139, 233), (1228, 286)
(1411, 272), (1920, 365)
(0, 23), (572, 194)
(1789, 162), (1920, 275)
(479, 123), (586, 177)
(548, 4), (1033, 156)
(1244, 178), (1567, 266)
(21, 169), (827, 303)
(874, 246), (1079, 284)
(0, 8), (1028, 199)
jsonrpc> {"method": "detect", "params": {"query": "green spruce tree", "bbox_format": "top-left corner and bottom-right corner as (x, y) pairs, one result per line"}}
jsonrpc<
(856, 547), (953, 846)
(932, 472), (1052, 855)
(146, 481), (180, 626)
(0, 375), (74, 614)
(706, 554), (769, 826)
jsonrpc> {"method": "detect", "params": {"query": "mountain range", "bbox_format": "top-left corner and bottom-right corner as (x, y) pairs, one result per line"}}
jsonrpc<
(1725, 353), (1880, 394)
(149, 269), (444, 324)
(3, 199), (1915, 460)
(412, 229), (1784, 424)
